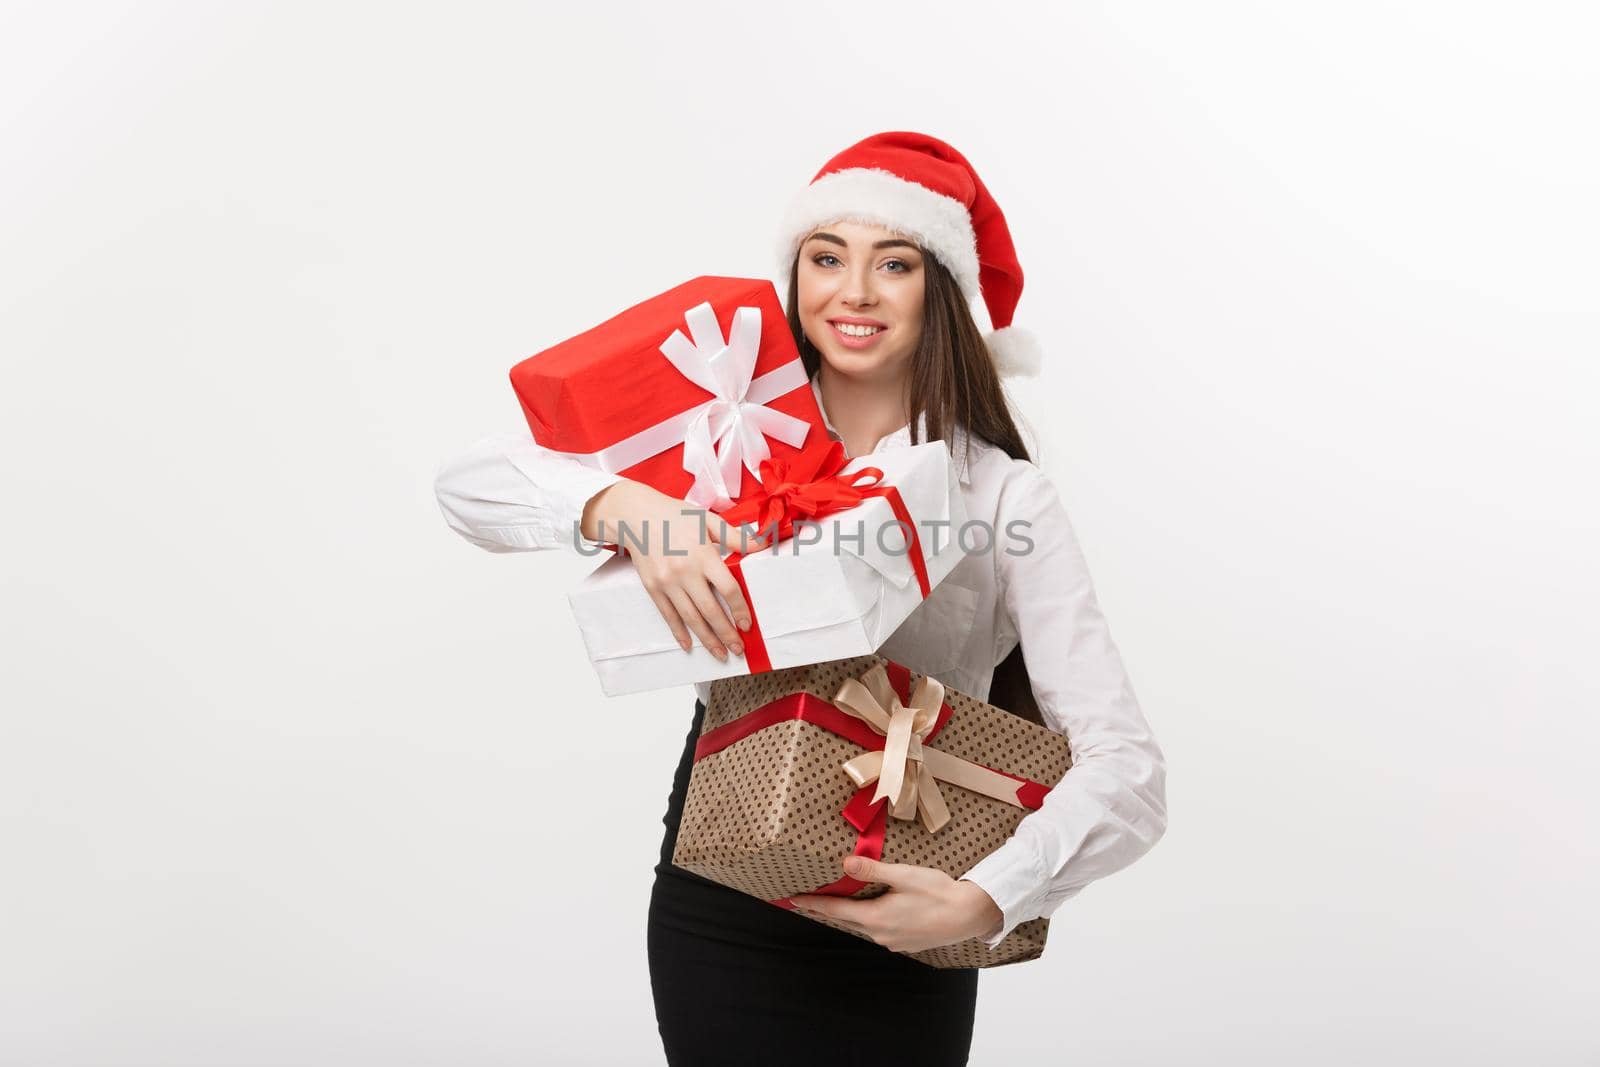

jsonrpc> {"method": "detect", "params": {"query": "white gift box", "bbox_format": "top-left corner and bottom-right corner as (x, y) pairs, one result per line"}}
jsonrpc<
(567, 440), (970, 696)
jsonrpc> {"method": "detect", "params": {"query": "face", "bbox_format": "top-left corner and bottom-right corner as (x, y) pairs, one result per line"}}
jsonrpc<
(795, 219), (926, 385)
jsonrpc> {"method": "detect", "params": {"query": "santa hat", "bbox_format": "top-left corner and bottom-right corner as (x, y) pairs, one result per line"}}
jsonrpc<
(776, 131), (1042, 378)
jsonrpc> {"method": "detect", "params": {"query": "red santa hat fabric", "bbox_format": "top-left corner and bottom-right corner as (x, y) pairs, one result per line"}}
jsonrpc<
(776, 131), (1042, 378)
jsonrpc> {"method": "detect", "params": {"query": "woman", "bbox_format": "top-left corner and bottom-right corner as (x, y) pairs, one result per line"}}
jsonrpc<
(434, 131), (1168, 1065)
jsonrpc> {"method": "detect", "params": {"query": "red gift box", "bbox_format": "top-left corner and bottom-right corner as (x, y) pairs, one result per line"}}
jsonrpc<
(510, 277), (827, 509)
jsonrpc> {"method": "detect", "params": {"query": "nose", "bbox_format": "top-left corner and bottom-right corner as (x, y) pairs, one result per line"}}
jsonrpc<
(840, 261), (877, 309)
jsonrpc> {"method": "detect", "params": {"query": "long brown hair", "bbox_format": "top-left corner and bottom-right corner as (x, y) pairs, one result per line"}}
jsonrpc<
(785, 246), (1045, 726)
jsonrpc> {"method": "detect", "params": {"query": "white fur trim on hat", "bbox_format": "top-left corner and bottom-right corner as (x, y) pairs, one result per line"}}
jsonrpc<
(984, 326), (1043, 378)
(776, 168), (981, 302)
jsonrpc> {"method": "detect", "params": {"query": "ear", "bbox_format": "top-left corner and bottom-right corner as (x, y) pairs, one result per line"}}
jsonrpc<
(984, 326), (1043, 378)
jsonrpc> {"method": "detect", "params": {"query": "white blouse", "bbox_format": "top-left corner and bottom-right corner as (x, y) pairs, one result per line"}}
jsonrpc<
(433, 374), (1168, 949)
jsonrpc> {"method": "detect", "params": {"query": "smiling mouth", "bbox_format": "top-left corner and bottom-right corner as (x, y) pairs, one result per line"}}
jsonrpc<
(829, 321), (887, 338)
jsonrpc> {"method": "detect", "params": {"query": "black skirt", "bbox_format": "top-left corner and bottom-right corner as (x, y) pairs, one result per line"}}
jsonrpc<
(647, 699), (980, 1067)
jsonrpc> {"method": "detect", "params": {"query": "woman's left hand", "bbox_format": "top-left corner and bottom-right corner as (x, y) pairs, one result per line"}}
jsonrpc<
(788, 856), (1004, 953)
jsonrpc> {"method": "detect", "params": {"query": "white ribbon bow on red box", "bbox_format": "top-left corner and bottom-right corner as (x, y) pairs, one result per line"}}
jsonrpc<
(555, 301), (812, 510)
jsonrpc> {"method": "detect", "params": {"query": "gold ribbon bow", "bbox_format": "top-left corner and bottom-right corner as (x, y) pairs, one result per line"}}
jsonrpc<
(830, 664), (1035, 834)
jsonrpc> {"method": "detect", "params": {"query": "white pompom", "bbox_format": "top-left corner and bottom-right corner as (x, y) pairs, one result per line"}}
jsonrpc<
(984, 326), (1043, 378)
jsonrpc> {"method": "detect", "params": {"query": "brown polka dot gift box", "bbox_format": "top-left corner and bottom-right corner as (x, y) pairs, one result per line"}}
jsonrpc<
(672, 654), (1073, 969)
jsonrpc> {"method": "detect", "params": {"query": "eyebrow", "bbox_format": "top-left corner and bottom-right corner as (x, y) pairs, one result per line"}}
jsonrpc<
(805, 231), (922, 252)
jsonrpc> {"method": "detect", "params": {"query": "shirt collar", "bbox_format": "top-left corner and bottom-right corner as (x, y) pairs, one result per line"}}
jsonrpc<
(807, 374), (973, 486)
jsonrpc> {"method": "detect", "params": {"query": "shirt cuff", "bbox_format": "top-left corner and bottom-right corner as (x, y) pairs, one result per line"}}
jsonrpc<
(532, 461), (625, 553)
(958, 842), (1050, 950)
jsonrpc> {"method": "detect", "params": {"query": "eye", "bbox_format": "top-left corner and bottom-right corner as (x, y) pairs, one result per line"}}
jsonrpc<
(882, 259), (910, 273)
(813, 253), (842, 267)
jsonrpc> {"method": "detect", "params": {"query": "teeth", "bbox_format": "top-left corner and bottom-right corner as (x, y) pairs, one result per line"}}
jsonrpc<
(835, 322), (883, 337)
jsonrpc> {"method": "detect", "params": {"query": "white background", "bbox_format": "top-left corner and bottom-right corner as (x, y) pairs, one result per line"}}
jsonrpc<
(3, 2), (1596, 1064)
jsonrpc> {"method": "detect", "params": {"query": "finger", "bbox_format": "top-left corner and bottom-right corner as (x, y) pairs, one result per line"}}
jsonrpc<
(841, 855), (917, 887)
(737, 523), (772, 554)
(644, 584), (692, 652)
(714, 517), (770, 555)
(668, 585), (726, 661)
(701, 513), (744, 549)
(704, 563), (753, 632)
(791, 897), (873, 934)
(688, 577), (743, 654)
(791, 893), (867, 918)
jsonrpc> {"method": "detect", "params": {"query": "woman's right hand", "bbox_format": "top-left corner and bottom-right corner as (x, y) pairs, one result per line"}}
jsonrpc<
(580, 480), (770, 662)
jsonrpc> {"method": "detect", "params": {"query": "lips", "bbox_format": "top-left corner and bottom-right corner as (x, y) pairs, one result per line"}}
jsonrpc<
(828, 320), (888, 348)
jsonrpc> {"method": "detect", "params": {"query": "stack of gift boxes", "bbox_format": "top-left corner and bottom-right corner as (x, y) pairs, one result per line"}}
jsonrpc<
(510, 276), (1072, 969)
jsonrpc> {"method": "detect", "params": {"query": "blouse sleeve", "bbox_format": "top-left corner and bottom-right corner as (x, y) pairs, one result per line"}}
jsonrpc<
(956, 462), (1168, 948)
(432, 432), (625, 554)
